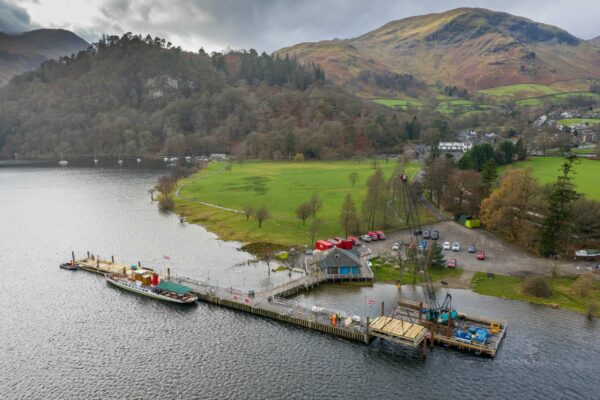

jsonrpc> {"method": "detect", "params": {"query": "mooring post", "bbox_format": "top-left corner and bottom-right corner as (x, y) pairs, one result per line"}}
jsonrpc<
(111, 255), (115, 264)
(87, 251), (90, 258)
(421, 338), (427, 359)
(167, 267), (171, 279)
(418, 302), (423, 322)
(430, 331), (435, 350)
(138, 261), (141, 269)
(71, 251), (75, 263)
(381, 301), (385, 317)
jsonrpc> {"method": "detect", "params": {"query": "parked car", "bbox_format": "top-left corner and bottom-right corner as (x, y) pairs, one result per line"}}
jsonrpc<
(477, 251), (486, 260)
(451, 242), (460, 251)
(418, 239), (428, 251)
(443, 241), (451, 250)
(392, 242), (400, 251)
(423, 230), (430, 239)
(413, 229), (422, 236)
(468, 244), (476, 253)
(368, 231), (379, 241)
(431, 230), (439, 240)
(360, 234), (372, 242)
(447, 259), (457, 269)
(376, 231), (386, 240)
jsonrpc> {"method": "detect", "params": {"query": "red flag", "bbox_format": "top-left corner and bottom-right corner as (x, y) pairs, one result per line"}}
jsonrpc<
(163, 255), (171, 260)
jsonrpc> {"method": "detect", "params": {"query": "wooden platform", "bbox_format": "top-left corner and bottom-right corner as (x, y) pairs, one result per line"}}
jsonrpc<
(369, 316), (428, 347)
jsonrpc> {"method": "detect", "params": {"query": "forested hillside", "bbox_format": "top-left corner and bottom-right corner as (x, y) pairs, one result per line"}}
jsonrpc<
(0, 33), (416, 159)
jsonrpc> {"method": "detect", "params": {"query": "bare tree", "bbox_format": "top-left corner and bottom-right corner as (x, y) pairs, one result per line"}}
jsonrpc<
(243, 205), (255, 221)
(255, 206), (270, 228)
(295, 202), (312, 225)
(309, 193), (322, 218)
(348, 172), (359, 187)
(339, 193), (358, 237)
(309, 219), (322, 244)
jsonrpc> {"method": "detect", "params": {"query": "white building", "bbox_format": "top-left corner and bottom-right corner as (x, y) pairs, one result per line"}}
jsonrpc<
(438, 142), (472, 152)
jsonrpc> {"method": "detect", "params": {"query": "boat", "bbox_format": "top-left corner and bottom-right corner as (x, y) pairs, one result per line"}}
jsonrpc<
(105, 273), (198, 304)
(59, 262), (78, 271)
(117, 159), (124, 166)
(136, 158), (142, 163)
(58, 153), (68, 166)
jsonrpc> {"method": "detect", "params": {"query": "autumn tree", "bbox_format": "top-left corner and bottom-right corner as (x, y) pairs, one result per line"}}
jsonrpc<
(442, 169), (482, 216)
(255, 206), (270, 228)
(339, 193), (358, 237)
(480, 167), (543, 248)
(348, 172), (359, 187)
(539, 155), (579, 257)
(295, 202), (312, 225)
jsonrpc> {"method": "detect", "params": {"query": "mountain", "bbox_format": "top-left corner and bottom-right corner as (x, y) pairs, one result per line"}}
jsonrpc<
(276, 8), (600, 96)
(0, 34), (410, 159)
(0, 29), (88, 86)
(590, 36), (600, 47)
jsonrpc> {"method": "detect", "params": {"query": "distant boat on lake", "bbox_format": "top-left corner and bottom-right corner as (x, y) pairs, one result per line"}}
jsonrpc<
(58, 153), (68, 166)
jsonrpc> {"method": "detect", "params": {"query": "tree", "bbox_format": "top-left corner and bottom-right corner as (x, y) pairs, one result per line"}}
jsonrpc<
(339, 193), (358, 237)
(243, 205), (255, 221)
(156, 175), (176, 195)
(295, 202), (312, 225)
(255, 206), (270, 228)
(515, 138), (527, 161)
(348, 172), (359, 187)
(429, 243), (446, 268)
(362, 169), (387, 230)
(497, 141), (515, 165)
(480, 159), (498, 197)
(309, 193), (322, 218)
(309, 218), (322, 244)
(480, 167), (543, 247)
(539, 155), (579, 257)
(294, 153), (304, 161)
(442, 169), (482, 216)
(423, 157), (454, 207)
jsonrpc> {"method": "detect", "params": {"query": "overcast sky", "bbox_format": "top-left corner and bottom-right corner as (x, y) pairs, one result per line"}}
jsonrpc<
(4, 0), (600, 52)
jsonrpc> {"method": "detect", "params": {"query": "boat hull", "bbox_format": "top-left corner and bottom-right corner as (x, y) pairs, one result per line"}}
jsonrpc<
(105, 276), (197, 304)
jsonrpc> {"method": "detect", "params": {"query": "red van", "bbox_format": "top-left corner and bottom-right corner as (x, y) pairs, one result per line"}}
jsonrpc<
(376, 231), (386, 240)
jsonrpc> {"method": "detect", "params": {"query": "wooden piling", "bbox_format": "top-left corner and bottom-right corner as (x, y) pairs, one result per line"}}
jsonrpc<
(111, 255), (115, 264)
(71, 251), (75, 263)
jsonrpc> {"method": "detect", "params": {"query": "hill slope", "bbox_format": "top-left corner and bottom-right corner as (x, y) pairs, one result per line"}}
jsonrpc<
(0, 34), (409, 159)
(0, 29), (88, 86)
(276, 8), (600, 96)
(590, 36), (600, 47)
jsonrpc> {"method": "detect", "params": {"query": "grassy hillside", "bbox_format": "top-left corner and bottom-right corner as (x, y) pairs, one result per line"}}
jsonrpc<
(480, 83), (560, 98)
(276, 8), (600, 97)
(501, 157), (600, 200)
(175, 160), (432, 246)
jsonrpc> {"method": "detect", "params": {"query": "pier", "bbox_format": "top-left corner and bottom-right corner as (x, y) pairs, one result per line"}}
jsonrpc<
(65, 253), (506, 357)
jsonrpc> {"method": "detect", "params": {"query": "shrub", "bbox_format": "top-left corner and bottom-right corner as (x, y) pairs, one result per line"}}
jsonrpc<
(522, 276), (553, 298)
(159, 195), (174, 211)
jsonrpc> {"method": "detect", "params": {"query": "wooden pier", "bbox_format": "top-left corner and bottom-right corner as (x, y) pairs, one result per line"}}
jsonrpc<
(65, 253), (505, 358)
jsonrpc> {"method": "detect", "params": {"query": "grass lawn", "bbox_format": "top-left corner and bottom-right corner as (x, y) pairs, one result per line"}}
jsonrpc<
(516, 91), (600, 107)
(471, 272), (600, 317)
(481, 83), (559, 98)
(175, 160), (433, 246)
(501, 157), (600, 200)
(373, 98), (422, 108)
(557, 118), (600, 126)
(369, 257), (463, 284)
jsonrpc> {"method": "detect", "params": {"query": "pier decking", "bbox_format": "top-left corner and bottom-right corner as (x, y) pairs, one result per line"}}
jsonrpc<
(66, 254), (506, 357)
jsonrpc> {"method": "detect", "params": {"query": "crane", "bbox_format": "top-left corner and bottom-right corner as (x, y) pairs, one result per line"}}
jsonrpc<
(397, 173), (456, 324)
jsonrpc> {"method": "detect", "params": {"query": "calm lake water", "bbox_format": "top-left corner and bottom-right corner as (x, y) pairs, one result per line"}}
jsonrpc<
(0, 165), (598, 399)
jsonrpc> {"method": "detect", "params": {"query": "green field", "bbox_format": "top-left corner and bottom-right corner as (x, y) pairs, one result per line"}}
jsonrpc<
(481, 83), (559, 98)
(557, 118), (600, 126)
(516, 91), (600, 107)
(175, 160), (431, 246)
(373, 98), (422, 108)
(501, 157), (600, 200)
(471, 272), (600, 317)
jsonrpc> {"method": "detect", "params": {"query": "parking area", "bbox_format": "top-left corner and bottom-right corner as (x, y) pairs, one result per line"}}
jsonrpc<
(363, 220), (597, 276)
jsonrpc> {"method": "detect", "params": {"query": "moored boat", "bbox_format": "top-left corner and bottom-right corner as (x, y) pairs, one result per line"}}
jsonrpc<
(59, 262), (78, 271)
(105, 273), (197, 304)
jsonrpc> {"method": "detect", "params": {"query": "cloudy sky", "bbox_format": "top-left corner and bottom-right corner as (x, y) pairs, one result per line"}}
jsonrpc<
(4, 0), (600, 51)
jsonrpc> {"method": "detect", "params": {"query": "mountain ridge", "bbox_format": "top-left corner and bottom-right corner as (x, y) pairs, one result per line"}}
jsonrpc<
(276, 8), (600, 96)
(0, 28), (88, 86)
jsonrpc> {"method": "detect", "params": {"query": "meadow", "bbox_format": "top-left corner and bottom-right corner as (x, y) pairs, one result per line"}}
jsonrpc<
(175, 160), (432, 246)
(501, 157), (600, 200)
(373, 98), (422, 108)
(480, 83), (559, 98)
(557, 118), (600, 126)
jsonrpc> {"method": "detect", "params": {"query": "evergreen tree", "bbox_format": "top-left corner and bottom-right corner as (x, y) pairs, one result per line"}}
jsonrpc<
(429, 243), (446, 268)
(515, 138), (527, 161)
(539, 155), (579, 257)
(481, 159), (498, 196)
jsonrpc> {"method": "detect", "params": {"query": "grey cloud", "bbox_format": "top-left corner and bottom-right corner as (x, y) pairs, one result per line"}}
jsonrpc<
(24, 0), (600, 52)
(0, 0), (36, 34)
